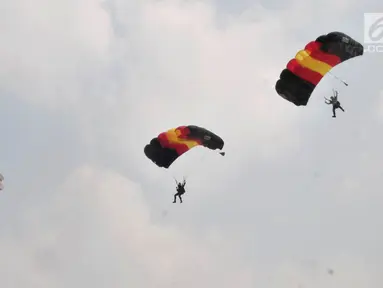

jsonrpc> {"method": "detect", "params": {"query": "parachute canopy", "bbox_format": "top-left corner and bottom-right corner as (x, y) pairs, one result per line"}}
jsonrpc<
(275, 32), (364, 106)
(144, 125), (224, 168)
(0, 173), (4, 190)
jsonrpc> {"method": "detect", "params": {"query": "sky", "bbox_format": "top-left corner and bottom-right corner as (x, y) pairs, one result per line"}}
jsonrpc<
(0, 0), (383, 287)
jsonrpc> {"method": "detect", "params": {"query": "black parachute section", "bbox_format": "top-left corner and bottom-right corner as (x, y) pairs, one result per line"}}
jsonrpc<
(275, 31), (364, 106)
(144, 125), (224, 168)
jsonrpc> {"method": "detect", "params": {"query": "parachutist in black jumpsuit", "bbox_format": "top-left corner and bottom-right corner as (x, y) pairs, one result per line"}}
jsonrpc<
(173, 179), (186, 203)
(325, 90), (344, 117)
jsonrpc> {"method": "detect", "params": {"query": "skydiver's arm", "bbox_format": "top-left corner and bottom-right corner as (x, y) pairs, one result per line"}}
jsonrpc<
(333, 90), (338, 96)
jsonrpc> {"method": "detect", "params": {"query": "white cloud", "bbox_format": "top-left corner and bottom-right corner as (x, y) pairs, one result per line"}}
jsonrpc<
(0, 0), (112, 108)
(0, 0), (383, 286)
(1, 165), (379, 287)
(0, 165), (257, 287)
(377, 89), (383, 121)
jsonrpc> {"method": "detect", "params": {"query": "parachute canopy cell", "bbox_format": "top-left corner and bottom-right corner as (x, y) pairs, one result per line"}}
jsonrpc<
(275, 32), (364, 106)
(144, 125), (224, 168)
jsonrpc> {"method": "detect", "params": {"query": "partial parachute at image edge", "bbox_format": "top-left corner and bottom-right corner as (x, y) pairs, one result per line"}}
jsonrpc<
(144, 125), (225, 168)
(275, 31), (364, 106)
(0, 173), (4, 190)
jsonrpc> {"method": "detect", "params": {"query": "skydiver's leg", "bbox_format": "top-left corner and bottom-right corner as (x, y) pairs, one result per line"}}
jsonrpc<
(339, 106), (344, 112)
(179, 195), (183, 203)
(173, 193), (178, 203)
(332, 106), (336, 117)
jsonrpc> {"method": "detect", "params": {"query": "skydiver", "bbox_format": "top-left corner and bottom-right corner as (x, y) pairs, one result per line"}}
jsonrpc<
(324, 89), (344, 118)
(173, 178), (186, 203)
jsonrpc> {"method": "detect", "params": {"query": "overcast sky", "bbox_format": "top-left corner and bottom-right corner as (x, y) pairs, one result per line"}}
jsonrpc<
(0, 0), (383, 287)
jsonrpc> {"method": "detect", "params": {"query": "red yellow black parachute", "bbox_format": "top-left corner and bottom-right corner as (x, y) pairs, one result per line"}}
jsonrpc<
(275, 31), (364, 106)
(144, 125), (225, 168)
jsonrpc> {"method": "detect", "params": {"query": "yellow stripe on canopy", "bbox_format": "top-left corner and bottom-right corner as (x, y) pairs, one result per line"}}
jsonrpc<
(295, 50), (332, 76)
(166, 128), (199, 149)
